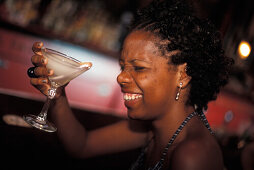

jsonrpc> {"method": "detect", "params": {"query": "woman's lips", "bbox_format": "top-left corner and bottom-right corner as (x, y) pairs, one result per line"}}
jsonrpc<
(123, 93), (143, 107)
(123, 93), (142, 101)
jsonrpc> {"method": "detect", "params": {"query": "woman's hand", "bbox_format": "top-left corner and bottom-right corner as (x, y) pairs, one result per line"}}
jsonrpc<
(28, 42), (65, 98)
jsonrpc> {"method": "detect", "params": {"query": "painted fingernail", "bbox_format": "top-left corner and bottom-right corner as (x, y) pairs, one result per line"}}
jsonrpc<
(42, 79), (47, 83)
(37, 42), (42, 47)
(41, 58), (45, 64)
(48, 69), (53, 75)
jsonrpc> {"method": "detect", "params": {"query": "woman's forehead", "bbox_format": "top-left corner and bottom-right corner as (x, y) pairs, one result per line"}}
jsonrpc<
(120, 30), (176, 62)
(124, 30), (159, 44)
(122, 31), (161, 53)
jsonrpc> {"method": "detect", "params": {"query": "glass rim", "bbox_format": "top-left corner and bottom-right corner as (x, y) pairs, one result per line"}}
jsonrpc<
(42, 47), (82, 64)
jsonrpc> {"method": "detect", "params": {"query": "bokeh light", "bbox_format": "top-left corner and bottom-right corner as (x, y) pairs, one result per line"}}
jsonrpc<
(238, 41), (251, 59)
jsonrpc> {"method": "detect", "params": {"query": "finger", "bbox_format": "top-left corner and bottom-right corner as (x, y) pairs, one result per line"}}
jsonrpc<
(34, 67), (48, 77)
(30, 77), (49, 86)
(32, 42), (44, 55)
(27, 67), (53, 78)
(31, 54), (48, 66)
(38, 84), (51, 96)
(30, 78), (50, 96)
(34, 67), (54, 77)
(31, 79), (65, 98)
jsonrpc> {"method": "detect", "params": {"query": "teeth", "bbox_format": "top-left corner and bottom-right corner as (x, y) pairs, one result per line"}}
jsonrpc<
(123, 93), (142, 101)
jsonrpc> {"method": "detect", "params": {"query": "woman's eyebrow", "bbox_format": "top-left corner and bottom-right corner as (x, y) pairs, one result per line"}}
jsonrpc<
(130, 59), (152, 64)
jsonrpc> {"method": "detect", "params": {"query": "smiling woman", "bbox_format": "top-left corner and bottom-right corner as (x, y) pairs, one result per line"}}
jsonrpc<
(118, 31), (182, 121)
(26, 0), (233, 169)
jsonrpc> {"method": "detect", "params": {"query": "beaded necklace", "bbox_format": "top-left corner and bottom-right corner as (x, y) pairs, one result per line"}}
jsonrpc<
(129, 111), (213, 170)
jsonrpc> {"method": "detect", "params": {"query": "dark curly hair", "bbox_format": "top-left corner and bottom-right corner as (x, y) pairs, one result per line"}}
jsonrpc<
(130, 0), (234, 110)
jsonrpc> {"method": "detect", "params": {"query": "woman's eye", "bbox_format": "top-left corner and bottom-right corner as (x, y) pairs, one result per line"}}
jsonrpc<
(134, 66), (145, 71)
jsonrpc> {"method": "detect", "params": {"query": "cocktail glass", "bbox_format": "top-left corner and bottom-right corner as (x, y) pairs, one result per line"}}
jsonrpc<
(23, 48), (92, 132)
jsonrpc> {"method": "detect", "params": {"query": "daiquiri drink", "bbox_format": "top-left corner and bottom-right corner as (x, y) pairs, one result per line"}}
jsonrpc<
(43, 48), (92, 88)
(23, 48), (92, 132)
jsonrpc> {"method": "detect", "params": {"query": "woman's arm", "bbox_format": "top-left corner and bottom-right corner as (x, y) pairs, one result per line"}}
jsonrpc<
(50, 93), (148, 158)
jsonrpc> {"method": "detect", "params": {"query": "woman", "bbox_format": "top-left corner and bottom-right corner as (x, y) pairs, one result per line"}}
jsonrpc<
(28, 0), (233, 169)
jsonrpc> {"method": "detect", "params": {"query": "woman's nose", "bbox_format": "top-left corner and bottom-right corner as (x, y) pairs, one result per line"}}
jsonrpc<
(117, 70), (131, 86)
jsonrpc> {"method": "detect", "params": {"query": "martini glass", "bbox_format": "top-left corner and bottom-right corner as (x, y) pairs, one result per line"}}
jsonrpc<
(23, 48), (92, 132)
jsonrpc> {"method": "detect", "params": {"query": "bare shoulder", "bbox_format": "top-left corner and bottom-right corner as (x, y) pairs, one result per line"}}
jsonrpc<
(170, 134), (224, 170)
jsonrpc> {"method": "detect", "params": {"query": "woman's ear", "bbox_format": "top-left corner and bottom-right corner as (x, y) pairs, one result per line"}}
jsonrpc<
(177, 63), (191, 88)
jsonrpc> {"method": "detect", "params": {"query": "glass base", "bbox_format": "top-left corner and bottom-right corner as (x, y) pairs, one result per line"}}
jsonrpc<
(23, 114), (57, 132)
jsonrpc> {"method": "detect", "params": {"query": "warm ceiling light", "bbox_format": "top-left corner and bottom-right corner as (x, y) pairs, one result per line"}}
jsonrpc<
(238, 41), (251, 59)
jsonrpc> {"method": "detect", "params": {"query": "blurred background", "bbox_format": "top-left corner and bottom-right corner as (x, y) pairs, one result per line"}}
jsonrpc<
(0, 0), (253, 169)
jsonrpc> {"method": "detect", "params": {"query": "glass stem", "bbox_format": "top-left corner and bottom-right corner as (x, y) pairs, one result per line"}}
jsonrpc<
(37, 97), (51, 122)
(36, 86), (57, 122)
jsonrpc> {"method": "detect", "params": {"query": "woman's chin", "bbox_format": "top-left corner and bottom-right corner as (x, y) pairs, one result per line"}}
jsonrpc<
(127, 111), (140, 120)
(127, 113), (136, 120)
(127, 110), (148, 121)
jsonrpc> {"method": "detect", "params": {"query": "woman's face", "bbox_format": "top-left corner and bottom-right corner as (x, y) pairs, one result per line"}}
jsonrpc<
(117, 30), (179, 120)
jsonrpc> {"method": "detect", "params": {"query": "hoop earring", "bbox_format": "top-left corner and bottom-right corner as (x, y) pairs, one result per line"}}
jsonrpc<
(175, 82), (183, 101)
